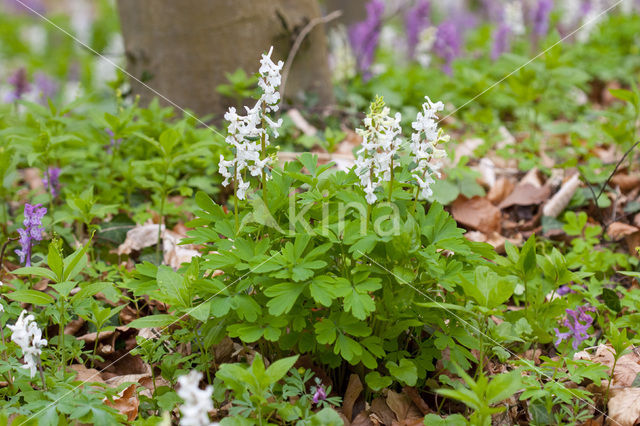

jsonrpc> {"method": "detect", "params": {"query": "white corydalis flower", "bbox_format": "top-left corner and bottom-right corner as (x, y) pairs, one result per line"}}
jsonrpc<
(218, 46), (284, 200)
(7, 310), (47, 378)
(354, 96), (403, 204)
(409, 96), (449, 200)
(504, 1), (525, 36)
(177, 370), (216, 426)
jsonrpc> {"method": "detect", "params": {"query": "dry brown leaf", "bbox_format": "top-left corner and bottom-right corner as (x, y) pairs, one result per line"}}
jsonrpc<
(487, 177), (515, 205)
(22, 168), (44, 191)
(403, 386), (431, 415)
(477, 158), (496, 188)
(287, 109), (317, 136)
(608, 388), (640, 426)
(392, 418), (425, 426)
(608, 222), (640, 240)
(68, 364), (105, 384)
(386, 390), (421, 422)
(117, 223), (165, 255)
(578, 345), (640, 388)
(163, 229), (200, 269)
(626, 232), (640, 259)
(105, 383), (139, 422)
(452, 138), (484, 165)
(351, 411), (374, 426)
(371, 397), (396, 425)
(498, 183), (551, 209)
(542, 174), (581, 218)
(451, 197), (501, 234)
(611, 174), (640, 192)
(343, 374), (364, 422)
(520, 168), (542, 188)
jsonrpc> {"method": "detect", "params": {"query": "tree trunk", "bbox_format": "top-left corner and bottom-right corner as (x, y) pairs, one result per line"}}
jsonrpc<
(322, 0), (368, 28)
(117, 0), (334, 119)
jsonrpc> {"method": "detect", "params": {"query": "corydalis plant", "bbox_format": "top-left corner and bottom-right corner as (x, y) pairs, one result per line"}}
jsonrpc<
(555, 305), (596, 350)
(349, 0), (384, 76)
(8, 310), (48, 378)
(218, 46), (283, 202)
(15, 203), (46, 267)
(354, 96), (402, 204)
(177, 370), (215, 426)
(43, 167), (61, 198)
(409, 96), (449, 200)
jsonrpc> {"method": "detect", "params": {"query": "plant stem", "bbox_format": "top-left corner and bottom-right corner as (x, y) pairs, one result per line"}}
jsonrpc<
(92, 329), (100, 369)
(233, 164), (239, 234)
(605, 355), (619, 407)
(0, 327), (14, 392)
(156, 189), (166, 265)
(59, 301), (66, 372)
(39, 361), (46, 390)
(388, 158), (394, 202)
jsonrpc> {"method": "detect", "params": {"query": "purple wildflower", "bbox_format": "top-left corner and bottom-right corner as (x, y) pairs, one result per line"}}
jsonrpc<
(5, 68), (31, 103)
(554, 305), (596, 350)
(4, 0), (46, 15)
(405, 0), (431, 59)
(348, 0), (385, 77)
(556, 285), (576, 296)
(533, 0), (554, 37)
(43, 167), (61, 198)
(433, 20), (461, 75)
(312, 384), (327, 404)
(491, 22), (511, 60)
(105, 128), (123, 154)
(15, 203), (47, 267)
(34, 73), (58, 104)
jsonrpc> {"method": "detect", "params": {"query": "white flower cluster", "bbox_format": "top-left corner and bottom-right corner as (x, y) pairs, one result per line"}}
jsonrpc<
(409, 96), (449, 200)
(328, 28), (357, 83)
(414, 27), (437, 68)
(7, 310), (48, 378)
(354, 97), (403, 204)
(219, 46), (284, 200)
(177, 370), (217, 426)
(504, 1), (525, 36)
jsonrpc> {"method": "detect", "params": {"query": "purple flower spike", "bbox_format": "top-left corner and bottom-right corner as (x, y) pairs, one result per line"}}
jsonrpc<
(433, 20), (461, 75)
(312, 385), (327, 404)
(34, 73), (58, 104)
(105, 128), (123, 154)
(491, 22), (511, 60)
(5, 68), (31, 103)
(348, 0), (385, 77)
(554, 305), (596, 350)
(4, 0), (46, 15)
(43, 167), (61, 198)
(557, 285), (576, 296)
(15, 203), (47, 267)
(533, 0), (554, 37)
(405, 0), (431, 59)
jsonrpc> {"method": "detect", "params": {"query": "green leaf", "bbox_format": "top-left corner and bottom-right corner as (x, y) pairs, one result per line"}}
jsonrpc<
(265, 355), (299, 383)
(47, 244), (64, 282)
(422, 414), (467, 426)
(12, 266), (57, 281)
(602, 288), (621, 312)
(127, 314), (177, 329)
(344, 288), (376, 320)
(63, 234), (93, 281)
(156, 265), (190, 308)
(264, 282), (305, 315)
(6, 290), (55, 305)
(460, 266), (516, 309)
(486, 371), (523, 405)
(189, 302), (210, 322)
(365, 371), (393, 391)
(386, 359), (417, 386)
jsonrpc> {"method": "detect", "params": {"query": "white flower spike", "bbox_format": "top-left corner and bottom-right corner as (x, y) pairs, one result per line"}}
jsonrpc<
(7, 310), (48, 378)
(354, 96), (403, 204)
(177, 370), (217, 426)
(409, 96), (449, 200)
(218, 46), (284, 200)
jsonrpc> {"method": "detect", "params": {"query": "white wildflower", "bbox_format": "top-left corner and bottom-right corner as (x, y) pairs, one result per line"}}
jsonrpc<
(177, 370), (215, 426)
(7, 310), (47, 378)
(409, 96), (449, 200)
(328, 27), (357, 83)
(354, 96), (403, 204)
(505, 1), (526, 36)
(218, 46), (284, 200)
(414, 27), (437, 68)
